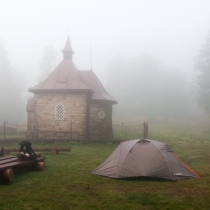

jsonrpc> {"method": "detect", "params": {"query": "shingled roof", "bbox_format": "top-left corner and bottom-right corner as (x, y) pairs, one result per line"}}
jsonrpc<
(29, 36), (117, 104)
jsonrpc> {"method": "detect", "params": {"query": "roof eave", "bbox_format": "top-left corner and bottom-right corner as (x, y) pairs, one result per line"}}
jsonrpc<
(28, 89), (93, 94)
(90, 99), (118, 104)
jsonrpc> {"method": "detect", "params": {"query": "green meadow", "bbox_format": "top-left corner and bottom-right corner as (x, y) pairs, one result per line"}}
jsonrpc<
(0, 123), (210, 210)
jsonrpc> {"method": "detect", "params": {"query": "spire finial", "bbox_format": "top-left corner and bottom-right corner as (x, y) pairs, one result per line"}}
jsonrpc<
(62, 36), (74, 60)
(90, 43), (92, 70)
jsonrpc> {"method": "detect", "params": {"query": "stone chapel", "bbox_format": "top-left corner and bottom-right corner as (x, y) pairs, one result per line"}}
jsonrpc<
(26, 36), (117, 140)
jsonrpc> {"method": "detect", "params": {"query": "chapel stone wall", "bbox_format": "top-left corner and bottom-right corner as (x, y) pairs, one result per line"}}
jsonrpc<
(88, 102), (113, 140)
(27, 92), (88, 139)
(27, 112), (36, 138)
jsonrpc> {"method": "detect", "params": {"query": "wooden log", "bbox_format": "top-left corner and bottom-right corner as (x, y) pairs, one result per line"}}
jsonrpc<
(4, 148), (70, 155)
(34, 162), (45, 171)
(0, 147), (4, 157)
(0, 156), (45, 183)
(0, 156), (17, 161)
(0, 156), (18, 166)
(0, 157), (45, 173)
(50, 149), (59, 155)
(35, 148), (71, 152)
(1, 168), (14, 182)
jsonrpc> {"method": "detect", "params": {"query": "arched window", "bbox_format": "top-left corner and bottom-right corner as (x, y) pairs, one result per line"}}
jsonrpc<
(55, 104), (64, 120)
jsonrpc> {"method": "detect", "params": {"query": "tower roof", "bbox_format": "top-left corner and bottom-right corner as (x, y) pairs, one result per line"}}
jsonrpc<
(29, 36), (117, 104)
(62, 36), (74, 60)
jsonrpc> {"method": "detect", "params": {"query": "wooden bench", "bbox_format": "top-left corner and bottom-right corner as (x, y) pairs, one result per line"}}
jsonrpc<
(4, 148), (71, 155)
(0, 147), (45, 182)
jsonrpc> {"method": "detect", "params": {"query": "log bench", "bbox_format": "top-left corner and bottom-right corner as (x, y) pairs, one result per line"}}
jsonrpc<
(0, 147), (45, 182)
(4, 148), (71, 155)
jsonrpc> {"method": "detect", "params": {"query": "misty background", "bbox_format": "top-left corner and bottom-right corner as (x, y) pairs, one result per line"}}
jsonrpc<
(0, 0), (210, 124)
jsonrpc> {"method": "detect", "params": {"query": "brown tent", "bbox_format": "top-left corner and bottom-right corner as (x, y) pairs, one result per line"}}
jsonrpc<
(92, 139), (198, 180)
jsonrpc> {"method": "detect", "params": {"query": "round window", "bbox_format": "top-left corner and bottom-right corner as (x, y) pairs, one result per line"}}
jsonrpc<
(98, 111), (105, 119)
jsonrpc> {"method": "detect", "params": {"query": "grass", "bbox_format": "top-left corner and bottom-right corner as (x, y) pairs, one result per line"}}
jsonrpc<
(0, 134), (25, 139)
(0, 123), (210, 209)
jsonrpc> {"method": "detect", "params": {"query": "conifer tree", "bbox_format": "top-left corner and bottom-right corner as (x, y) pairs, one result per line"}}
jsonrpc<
(0, 40), (25, 123)
(37, 46), (57, 82)
(195, 31), (210, 115)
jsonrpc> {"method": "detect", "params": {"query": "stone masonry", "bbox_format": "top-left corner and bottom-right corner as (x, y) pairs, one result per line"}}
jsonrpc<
(89, 102), (113, 140)
(27, 92), (88, 139)
(26, 36), (117, 140)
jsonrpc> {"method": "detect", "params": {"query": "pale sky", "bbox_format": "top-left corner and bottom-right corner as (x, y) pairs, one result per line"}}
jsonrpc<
(0, 0), (210, 86)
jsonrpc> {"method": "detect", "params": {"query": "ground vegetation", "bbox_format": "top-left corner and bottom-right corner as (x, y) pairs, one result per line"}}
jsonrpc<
(0, 123), (209, 210)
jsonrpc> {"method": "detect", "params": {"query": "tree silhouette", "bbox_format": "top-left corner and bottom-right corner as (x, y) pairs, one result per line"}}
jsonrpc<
(106, 54), (193, 122)
(37, 46), (57, 82)
(0, 40), (25, 123)
(195, 31), (210, 115)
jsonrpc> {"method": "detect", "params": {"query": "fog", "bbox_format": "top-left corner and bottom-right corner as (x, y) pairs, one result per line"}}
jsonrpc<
(0, 0), (210, 123)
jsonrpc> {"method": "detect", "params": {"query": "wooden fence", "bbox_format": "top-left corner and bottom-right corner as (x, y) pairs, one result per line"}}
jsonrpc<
(0, 122), (27, 139)
(112, 122), (148, 140)
(2, 120), (210, 142)
(0, 121), (149, 140)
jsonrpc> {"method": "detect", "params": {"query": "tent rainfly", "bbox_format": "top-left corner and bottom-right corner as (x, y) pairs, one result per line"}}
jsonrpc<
(92, 139), (198, 181)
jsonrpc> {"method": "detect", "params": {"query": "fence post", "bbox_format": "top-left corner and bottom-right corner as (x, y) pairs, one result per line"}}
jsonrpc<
(4, 121), (6, 140)
(71, 120), (72, 139)
(143, 122), (148, 139)
(125, 126), (127, 137)
(36, 121), (38, 139)
(122, 122), (124, 135)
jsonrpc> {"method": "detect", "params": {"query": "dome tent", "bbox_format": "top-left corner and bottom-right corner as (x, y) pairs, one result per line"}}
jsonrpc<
(92, 139), (198, 180)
